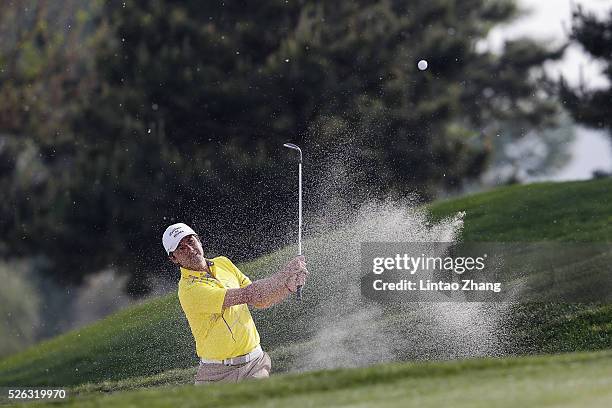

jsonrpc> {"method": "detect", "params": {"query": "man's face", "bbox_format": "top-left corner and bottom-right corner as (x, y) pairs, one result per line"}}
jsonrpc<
(169, 234), (205, 268)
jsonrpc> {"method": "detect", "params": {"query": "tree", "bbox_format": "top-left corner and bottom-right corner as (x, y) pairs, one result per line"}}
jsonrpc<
(0, 0), (565, 294)
(481, 112), (574, 185)
(0, 0), (105, 260)
(560, 6), (612, 138)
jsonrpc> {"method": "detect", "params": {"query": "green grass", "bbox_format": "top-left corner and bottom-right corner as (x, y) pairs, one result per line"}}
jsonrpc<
(0, 178), (610, 390)
(7, 350), (612, 407)
(427, 179), (612, 242)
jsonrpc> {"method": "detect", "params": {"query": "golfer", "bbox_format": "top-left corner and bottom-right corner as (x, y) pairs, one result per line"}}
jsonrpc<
(162, 222), (308, 384)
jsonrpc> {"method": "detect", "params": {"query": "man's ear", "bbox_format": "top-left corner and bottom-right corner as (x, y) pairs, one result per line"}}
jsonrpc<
(169, 254), (179, 265)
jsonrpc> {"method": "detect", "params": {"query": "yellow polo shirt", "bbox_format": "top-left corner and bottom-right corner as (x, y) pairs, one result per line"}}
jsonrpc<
(177, 256), (260, 360)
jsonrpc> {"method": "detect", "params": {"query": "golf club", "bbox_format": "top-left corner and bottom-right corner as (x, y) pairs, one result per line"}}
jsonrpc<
(283, 142), (303, 300)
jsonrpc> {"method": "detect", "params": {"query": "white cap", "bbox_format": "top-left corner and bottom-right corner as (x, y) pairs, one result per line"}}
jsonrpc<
(162, 223), (197, 255)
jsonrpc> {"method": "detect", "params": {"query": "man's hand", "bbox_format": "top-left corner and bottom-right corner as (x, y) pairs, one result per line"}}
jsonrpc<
(279, 255), (309, 293)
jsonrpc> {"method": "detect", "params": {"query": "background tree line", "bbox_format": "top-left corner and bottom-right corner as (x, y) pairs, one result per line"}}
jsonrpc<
(0, 0), (609, 295)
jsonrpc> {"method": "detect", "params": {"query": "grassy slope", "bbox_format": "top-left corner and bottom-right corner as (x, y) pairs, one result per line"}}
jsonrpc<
(8, 350), (612, 407)
(427, 179), (612, 242)
(427, 178), (612, 355)
(0, 178), (611, 388)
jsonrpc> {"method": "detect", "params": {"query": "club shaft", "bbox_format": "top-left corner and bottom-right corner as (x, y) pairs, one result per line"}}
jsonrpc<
(298, 161), (302, 255)
(297, 161), (303, 300)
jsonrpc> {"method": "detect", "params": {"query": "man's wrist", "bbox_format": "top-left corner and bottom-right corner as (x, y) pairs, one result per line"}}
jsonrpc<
(284, 280), (295, 293)
(273, 271), (290, 291)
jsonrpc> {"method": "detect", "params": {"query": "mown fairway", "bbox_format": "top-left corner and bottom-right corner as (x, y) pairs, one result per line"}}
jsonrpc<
(6, 350), (612, 407)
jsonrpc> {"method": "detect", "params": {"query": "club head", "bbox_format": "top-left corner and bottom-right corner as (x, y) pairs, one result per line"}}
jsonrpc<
(283, 143), (300, 150)
(283, 142), (302, 161)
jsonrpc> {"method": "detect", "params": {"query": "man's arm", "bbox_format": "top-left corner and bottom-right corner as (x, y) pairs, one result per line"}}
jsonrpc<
(223, 256), (307, 309)
(223, 275), (287, 309)
(251, 279), (291, 309)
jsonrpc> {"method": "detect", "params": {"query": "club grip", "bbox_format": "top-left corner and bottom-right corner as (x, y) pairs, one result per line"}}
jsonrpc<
(296, 285), (303, 300)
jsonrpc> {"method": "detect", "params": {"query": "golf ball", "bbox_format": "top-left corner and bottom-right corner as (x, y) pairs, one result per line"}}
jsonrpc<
(418, 60), (428, 71)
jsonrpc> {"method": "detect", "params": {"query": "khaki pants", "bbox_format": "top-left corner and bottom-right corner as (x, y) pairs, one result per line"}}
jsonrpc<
(194, 351), (271, 384)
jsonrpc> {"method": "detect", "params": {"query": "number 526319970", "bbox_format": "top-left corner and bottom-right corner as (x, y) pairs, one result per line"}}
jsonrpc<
(8, 389), (66, 399)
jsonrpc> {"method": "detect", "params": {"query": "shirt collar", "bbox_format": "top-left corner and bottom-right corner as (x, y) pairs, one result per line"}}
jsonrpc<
(180, 259), (215, 279)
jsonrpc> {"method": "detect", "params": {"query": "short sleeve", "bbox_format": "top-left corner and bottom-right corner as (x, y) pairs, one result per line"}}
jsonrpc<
(180, 283), (227, 314)
(223, 257), (252, 288)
